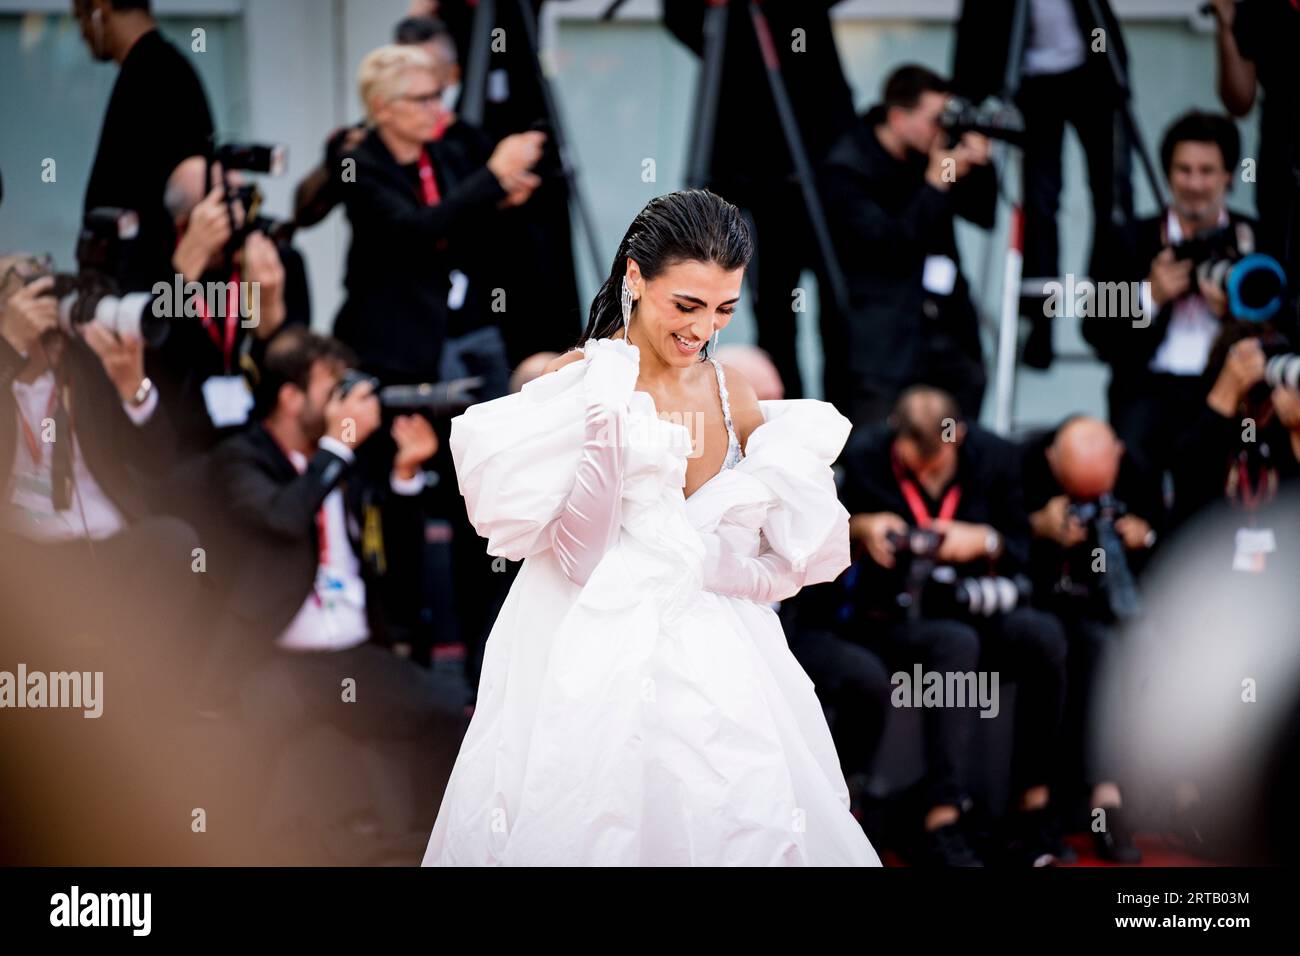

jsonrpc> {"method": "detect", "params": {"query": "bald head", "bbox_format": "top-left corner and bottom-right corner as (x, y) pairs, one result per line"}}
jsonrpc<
(1049, 416), (1123, 500)
(714, 344), (783, 400)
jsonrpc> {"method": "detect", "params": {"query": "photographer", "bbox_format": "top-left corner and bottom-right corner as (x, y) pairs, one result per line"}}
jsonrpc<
(205, 328), (467, 839)
(0, 254), (198, 707)
(1021, 415), (1162, 863)
(155, 156), (309, 458)
(1085, 111), (1263, 481)
(1171, 329), (1300, 534)
(819, 65), (996, 428)
(952, 0), (1134, 369)
(74, 0), (214, 291)
(335, 44), (543, 386)
(838, 386), (1069, 866)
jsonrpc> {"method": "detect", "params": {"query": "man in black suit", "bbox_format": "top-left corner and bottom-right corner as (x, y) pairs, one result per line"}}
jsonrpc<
(74, 0), (214, 292)
(952, 0), (1134, 369)
(664, 0), (858, 404)
(1084, 112), (1262, 481)
(207, 328), (467, 776)
(819, 65), (996, 428)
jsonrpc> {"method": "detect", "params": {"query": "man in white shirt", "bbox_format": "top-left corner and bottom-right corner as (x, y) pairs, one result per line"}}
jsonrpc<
(0, 255), (200, 714)
(207, 328), (468, 846)
(1084, 112), (1260, 484)
(952, 0), (1134, 369)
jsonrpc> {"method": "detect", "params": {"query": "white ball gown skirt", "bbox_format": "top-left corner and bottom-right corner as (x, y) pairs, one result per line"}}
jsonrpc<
(422, 339), (881, 866)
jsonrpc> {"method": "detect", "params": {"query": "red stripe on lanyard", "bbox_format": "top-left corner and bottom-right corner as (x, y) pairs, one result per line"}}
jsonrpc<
(195, 267), (241, 373)
(892, 445), (960, 528)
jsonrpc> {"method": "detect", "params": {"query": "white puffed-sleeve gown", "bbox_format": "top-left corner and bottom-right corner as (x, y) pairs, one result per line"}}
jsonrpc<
(422, 338), (881, 866)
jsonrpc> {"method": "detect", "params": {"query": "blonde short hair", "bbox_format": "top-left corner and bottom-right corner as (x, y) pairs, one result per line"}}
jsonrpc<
(357, 44), (436, 123)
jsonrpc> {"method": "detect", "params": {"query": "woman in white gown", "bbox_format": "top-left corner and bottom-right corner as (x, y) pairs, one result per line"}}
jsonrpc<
(423, 190), (881, 866)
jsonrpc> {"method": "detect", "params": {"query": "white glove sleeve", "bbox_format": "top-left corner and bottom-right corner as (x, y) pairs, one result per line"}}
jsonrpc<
(699, 530), (807, 605)
(547, 337), (640, 587)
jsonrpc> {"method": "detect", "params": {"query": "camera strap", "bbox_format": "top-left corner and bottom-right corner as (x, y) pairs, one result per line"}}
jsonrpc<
(416, 150), (442, 206)
(196, 267), (242, 374)
(891, 448), (961, 528)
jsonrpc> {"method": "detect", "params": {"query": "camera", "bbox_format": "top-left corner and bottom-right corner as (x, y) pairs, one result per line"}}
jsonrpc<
(1057, 492), (1141, 621)
(1171, 222), (1287, 322)
(939, 95), (1026, 148)
(33, 208), (166, 345)
(337, 369), (484, 418)
(1266, 351), (1300, 391)
(929, 566), (1032, 619)
(207, 141), (294, 250)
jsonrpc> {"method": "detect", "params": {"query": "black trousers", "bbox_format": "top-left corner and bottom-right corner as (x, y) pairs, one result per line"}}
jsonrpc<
(1017, 65), (1133, 284)
(786, 626), (893, 780)
(1107, 369), (1205, 479)
(740, 180), (849, 404)
(873, 607), (1068, 811)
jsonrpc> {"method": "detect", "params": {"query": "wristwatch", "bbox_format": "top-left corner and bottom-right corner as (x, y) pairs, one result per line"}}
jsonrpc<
(984, 528), (1002, 557)
(127, 376), (154, 408)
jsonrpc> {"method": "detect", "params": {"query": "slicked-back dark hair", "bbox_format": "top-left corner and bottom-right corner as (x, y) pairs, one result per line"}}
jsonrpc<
(578, 189), (753, 362)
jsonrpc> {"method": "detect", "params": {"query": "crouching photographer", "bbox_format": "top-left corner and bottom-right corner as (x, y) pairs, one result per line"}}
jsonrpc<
(838, 386), (1069, 867)
(1021, 416), (1164, 863)
(201, 328), (469, 855)
(0, 253), (199, 714)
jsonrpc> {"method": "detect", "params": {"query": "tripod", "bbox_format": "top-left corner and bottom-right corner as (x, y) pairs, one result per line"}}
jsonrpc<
(458, 0), (605, 281)
(681, 0), (851, 317)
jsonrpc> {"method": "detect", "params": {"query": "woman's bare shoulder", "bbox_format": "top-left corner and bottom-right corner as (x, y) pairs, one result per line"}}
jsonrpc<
(542, 348), (585, 376)
(719, 362), (763, 450)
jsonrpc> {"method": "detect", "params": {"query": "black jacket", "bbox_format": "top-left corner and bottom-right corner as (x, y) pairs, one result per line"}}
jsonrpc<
(1083, 209), (1260, 376)
(84, 29), (214, 291)
(951, 0), (1128, 103)
(818, 107), (996, 386)
(0, 336), (175, 527)
(835, 422), (1031, 625)
(210, 423), (425, 655)
(334, 128), (507, 383)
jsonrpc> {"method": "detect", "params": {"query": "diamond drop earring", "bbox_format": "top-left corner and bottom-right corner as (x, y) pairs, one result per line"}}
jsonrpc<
(620, 276), (634, 336)
(710, 328), (720, 356)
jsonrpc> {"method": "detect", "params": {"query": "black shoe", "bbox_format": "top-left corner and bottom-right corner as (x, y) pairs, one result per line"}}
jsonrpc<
(1022, 319), (1055, 370)
(1092, 805), (1142, 864)
(916, 822), (985, 867)
(1004, 808), (1069, 867)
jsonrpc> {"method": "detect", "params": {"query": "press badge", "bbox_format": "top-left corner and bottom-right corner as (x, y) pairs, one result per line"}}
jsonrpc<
(448, 270), (469, 310)
(1232, 527), (1275, 574)
(202, 374), (254, 428)
(922, 255), (958, 296)
(488, 69), (510, 103)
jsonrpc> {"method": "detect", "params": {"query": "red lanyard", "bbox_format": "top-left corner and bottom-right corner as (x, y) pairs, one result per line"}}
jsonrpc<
(891, 447), (961, 528)
(16, 377), (65, 463)
(416, 150), (442, 206)
(195, 267), (241, 373)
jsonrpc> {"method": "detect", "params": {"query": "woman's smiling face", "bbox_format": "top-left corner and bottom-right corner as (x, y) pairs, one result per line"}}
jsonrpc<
(625, 257), (743, 367)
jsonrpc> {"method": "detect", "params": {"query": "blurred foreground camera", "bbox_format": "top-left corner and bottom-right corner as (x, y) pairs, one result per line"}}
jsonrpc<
(939, 96), (1025, 148)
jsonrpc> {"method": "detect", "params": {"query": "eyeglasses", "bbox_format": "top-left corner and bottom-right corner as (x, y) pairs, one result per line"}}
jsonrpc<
(396, 90), (444, 108)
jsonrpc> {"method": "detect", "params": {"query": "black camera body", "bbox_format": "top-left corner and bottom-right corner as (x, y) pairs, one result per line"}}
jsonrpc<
(337, 370), (483, 418)
(1171, 222), (1287, 322)
(32, 207), (165, 345)
(939, 95), (1026, 148)
(886, 527), (1030, 620)
(208, 141), (292, 252)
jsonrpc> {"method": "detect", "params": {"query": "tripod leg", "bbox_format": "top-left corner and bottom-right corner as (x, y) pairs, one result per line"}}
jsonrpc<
(684, 1), (730, 189)
(459, 0), (496, 128)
